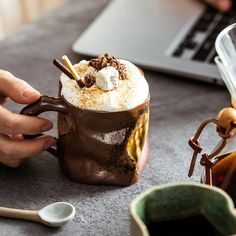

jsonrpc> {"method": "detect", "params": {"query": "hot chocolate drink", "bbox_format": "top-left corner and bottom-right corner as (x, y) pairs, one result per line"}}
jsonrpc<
(21, 53), (149, 185)
(21, 54), (150, 186)
(56, 54), (150, 185)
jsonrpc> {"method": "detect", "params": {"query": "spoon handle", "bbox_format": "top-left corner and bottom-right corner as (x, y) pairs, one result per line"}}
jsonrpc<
(0, 207), (40, 222)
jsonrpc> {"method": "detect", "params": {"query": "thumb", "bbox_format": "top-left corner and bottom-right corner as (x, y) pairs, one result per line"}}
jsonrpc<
(0, 70), (40, 104)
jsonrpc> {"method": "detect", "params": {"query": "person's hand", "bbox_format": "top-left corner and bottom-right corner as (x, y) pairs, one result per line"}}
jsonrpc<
(205, 0), (232, 12)
(0, 70), (56, 167)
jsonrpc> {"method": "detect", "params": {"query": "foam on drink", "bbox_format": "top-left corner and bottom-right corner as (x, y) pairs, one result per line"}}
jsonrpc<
(60, 54), (149, 112)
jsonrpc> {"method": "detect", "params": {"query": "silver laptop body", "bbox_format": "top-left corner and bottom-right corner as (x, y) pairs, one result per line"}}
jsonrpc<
(72, 0), (223, 84)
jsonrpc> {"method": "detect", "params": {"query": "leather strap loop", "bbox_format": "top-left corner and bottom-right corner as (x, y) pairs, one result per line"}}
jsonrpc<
(188, 138), (202, 153)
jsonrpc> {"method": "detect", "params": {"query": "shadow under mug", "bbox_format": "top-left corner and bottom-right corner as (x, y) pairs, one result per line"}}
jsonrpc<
(21, 94), (150, 186)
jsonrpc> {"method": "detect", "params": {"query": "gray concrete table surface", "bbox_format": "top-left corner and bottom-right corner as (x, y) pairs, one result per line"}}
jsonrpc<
(0, 0), (231, 235)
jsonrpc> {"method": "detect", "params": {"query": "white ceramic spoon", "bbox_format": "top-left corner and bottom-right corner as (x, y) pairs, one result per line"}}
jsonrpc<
(0, 202), (76, 227)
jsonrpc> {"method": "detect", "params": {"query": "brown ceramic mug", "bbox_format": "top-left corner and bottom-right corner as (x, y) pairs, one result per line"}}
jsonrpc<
(21, 90), (150, 186)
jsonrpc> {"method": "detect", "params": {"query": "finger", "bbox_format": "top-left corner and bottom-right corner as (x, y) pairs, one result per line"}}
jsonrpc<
(0, 70), (40, 104)
(0, 134), (56, 167)
(0, 158), (24, 168)
(205, 0), (231, 12)
(0, 105), (53, 135)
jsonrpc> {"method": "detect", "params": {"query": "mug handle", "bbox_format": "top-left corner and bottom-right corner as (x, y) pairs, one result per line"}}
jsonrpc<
(20, 95), (68, 157)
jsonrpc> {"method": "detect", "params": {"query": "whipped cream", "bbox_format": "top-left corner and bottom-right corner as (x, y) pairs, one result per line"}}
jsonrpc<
(60, 58), (149, 112)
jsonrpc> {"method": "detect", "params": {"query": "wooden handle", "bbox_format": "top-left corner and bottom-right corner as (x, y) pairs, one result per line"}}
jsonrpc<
(0, 207), (41, 223)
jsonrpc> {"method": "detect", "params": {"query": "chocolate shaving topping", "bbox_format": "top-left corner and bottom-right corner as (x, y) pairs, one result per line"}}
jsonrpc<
(118, 64), (127, 80)
(84, 74), (96, 88)
(89, 53), (127, 80)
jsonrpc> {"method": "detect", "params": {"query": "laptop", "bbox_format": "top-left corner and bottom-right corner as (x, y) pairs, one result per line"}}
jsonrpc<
(72, 0), (236, 85)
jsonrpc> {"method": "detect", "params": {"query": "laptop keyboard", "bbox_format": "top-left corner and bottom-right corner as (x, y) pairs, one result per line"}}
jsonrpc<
(173, 7), (236, 64)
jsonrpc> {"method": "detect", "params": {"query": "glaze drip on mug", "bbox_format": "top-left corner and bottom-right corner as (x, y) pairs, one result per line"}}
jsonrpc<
(60, 54), (149, 112)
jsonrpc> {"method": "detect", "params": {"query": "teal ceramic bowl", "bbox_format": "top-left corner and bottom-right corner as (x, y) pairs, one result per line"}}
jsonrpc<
(130, 182), (236, 236)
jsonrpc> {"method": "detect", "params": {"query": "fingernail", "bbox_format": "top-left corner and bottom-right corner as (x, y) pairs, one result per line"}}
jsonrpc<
(23, 89), (40, 98)
(42, 122), (53, 132)
(44, 139), (56, 150)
